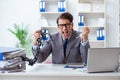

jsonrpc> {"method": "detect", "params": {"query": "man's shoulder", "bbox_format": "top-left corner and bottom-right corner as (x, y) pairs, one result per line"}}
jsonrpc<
(73, 30), (81, 36)
(51, 32), (59, 36)
(50, 32), (60, 39)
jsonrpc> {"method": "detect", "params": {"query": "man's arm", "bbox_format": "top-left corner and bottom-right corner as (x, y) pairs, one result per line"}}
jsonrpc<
(80, 26), (90, 65)
(32, 29), (54, 63)
(32, 45), (46, 63)
(80, 41), (90, 65)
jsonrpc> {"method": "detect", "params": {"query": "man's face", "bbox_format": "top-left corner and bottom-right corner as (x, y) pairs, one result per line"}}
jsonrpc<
(57, 19), (73, 39)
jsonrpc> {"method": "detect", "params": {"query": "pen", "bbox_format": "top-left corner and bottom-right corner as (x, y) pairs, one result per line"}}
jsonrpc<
(64, 65), (84, 69)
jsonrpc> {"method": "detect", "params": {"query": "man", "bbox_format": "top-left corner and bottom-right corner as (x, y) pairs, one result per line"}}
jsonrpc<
(32, 12), (90, 64)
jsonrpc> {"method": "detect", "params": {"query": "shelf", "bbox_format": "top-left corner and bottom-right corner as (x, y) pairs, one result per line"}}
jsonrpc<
(78, 26), (105, 33)
(43, 0), (63, 1)
(77, 0), (105, 48)
(78, 12), (104, 14)
(78, 0), (105, 12)
(40, 12), (66, 14)
(39, 0), (106, 48)
(78, 13), (105, 27)
(89, 41), (104, 48)
(78, 26), (105, 29)
(39, 0), (67, 27)
(41, 26), (57, 28)
(89, 40), (104, 43)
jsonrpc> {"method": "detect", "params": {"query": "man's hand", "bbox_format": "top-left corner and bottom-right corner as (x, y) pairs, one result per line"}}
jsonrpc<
(81, 26), (90, 42)
(33, 30), (41, 46)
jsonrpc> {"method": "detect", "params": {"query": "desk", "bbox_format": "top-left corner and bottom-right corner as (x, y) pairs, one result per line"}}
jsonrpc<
(0, 64), (120, 80)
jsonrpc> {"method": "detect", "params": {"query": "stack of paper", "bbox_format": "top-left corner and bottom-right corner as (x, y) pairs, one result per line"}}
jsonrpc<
(0, 47), (26, 73)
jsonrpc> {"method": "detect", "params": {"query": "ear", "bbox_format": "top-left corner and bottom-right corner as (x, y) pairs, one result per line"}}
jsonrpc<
(71, 23), (74, 28)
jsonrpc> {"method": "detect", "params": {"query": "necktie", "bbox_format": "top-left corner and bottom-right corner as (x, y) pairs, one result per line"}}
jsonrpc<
(63, 39), (68, 58)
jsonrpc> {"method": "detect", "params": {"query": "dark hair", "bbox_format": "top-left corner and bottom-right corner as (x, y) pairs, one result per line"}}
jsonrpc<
(56, 12), (73, 24)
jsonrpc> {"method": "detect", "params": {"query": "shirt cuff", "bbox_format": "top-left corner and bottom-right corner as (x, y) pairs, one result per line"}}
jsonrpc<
(81, 40), (88, 46)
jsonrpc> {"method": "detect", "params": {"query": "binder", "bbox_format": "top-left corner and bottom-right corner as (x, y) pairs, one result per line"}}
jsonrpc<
(0, 47), (26, 73)
(96, 28), (104, 40)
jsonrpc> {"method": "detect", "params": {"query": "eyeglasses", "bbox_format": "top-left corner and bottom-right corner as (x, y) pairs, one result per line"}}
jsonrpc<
(58, 23), (72, 29)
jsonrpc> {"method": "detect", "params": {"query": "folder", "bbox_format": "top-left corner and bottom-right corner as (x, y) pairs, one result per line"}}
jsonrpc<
(0, 47), (26, 73)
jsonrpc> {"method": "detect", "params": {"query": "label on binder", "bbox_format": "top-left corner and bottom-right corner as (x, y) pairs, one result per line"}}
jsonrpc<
(97, 29), (100, 40)
(0, 52), (3, 61)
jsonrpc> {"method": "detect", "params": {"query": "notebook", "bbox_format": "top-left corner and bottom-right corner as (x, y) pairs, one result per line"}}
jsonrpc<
(86, 48), (120, 73)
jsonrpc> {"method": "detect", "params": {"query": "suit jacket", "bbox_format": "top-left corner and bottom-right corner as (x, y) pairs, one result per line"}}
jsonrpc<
(32, 30), (90, 64)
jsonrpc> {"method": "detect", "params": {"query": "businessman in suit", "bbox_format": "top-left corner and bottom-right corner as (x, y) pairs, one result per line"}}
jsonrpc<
(32, 12), (90, 64)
